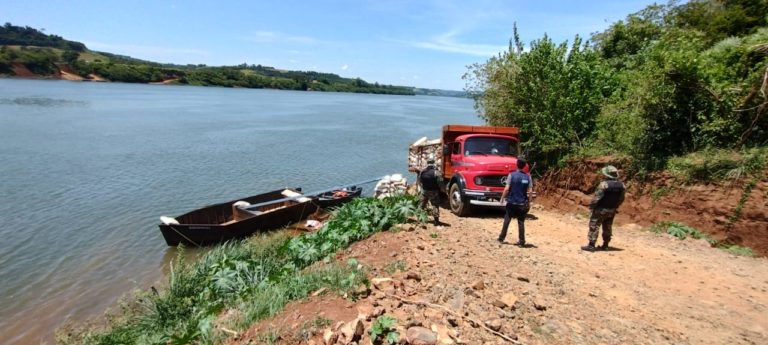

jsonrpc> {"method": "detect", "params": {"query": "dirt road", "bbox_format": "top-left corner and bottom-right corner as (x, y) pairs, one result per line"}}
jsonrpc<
(242, 205), (768, 345)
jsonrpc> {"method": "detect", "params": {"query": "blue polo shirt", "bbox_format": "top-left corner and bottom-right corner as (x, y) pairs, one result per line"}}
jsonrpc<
(506, 170), (530, 205)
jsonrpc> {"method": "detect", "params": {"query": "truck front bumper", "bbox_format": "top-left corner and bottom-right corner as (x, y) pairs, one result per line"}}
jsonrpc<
(463, 189), (506, 207)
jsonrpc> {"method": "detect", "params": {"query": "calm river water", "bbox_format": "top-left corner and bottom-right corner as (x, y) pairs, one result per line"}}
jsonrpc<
(0, 79), (478, 344)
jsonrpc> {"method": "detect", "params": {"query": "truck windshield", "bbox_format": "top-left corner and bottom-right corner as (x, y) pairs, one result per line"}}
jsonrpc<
(464, 137), (517, 156)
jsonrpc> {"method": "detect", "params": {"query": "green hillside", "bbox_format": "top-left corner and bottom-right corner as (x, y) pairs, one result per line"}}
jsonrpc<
(0, 23), (415, 95)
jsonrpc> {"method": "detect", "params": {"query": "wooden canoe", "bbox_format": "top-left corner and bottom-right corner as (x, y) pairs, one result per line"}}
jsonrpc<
(316, 186), (363, 209)
(158, 188), (318, 246)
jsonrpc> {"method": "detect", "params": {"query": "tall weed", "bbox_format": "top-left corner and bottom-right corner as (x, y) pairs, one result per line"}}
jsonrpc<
(667, 147), (767, 183)
(58, 196), (425, 345)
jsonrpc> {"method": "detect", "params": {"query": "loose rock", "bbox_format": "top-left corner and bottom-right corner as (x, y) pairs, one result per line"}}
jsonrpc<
(493, 293), (518, 309)
(484, 318), (503, 332)
(406, 326), (438, 345)
(471, 280), (485, 290)
(323, 329), (338, 345)
(340, 318), (364, 343)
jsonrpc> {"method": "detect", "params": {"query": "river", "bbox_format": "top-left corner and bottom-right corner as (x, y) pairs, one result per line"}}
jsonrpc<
(0, 79), (478, 344)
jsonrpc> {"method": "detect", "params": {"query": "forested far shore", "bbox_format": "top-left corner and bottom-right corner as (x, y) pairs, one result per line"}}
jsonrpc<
(0, 23), (420, 95)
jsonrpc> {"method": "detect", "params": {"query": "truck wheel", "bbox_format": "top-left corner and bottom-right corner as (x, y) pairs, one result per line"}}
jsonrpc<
(449, 183), (471, 216)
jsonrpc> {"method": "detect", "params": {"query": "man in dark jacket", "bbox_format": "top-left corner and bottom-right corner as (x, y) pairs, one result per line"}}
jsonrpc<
(419, 158), (441, 225)
(582, 165), (626, 252)
(498, 158), (532, 246)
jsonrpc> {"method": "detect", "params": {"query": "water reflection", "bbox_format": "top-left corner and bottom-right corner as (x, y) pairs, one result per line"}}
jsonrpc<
(0, 97), (88, 107)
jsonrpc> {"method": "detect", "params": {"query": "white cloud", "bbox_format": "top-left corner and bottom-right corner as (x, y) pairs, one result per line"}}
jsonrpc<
(399, 30), (506, 57)
(341, 64), (349, 70)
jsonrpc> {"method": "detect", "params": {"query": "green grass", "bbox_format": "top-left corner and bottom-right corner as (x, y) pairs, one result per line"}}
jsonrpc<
(57, 195), (427, 345)
(718, 244), (755, 257)
(257, 329), (279, 345)
(647, 221), (756, 257)
(666, 147), (767, 183)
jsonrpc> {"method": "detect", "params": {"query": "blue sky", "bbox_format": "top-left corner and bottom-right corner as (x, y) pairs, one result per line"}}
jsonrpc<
(3, 0), (658, 90)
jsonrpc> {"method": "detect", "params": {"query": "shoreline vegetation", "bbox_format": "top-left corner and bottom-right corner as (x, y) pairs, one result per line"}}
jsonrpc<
(464, 0), (768, 175)
(463, 0), (767, 252)
(57, 196), (428, 344)
(0, 23), (464, 97)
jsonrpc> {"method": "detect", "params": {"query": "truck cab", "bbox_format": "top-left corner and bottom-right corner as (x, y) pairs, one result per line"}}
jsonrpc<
(409, 125), (528, 216)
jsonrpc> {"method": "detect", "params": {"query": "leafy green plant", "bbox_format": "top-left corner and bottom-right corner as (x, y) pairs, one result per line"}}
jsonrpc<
(284, 195), (427, 269)
(369, 315), (399, 345)
(58, 196), (423, 345)
(649, 221), (758, 257)
(430, 232), (440, 239)
(649, 221), (705, 240)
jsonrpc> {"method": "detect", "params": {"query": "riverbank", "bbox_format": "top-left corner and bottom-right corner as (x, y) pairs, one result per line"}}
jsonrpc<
(231, 205), (768, 344)
(57, 196), (428, 344)
(58, 194), (768, 344)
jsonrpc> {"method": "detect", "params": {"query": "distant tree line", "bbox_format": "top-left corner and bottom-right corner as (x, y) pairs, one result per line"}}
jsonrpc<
(0, 23), (414, 95)
(465, 0), (768, 171)
(0, 23), (85, 51)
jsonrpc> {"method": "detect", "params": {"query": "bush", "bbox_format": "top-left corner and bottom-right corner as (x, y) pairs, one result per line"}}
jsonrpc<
(466, 1), (768, 172)
(464, 25), (612, 167)
(667, 147), (767, 182)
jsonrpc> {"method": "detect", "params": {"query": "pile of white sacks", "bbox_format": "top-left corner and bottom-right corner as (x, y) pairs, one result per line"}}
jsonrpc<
(373, 174), (408, 199)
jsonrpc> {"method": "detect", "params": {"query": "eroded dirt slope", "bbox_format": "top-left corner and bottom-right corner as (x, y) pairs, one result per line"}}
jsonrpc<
(537, 159), (768, 256)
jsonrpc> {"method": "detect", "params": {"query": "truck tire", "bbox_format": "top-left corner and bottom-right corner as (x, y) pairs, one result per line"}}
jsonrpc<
(449, 183), (472, 216)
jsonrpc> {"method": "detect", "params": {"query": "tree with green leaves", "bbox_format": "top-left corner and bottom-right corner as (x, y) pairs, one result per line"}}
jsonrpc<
(465, 25), (611, 166)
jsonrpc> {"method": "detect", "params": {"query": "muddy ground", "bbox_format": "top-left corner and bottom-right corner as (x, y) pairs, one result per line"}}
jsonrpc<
(231, 204), (768, 345)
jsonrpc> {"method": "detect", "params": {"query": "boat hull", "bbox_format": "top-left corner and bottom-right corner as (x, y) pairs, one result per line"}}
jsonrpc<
(316, 186), (363, 209)
(158, 188), (318, 246)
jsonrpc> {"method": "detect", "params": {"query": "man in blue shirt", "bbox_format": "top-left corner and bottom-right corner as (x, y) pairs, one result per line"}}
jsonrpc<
(498, 158), (532, 246)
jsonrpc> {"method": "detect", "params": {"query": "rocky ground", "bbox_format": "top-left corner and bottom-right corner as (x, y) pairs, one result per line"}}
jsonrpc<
(234, 204), (768, 345)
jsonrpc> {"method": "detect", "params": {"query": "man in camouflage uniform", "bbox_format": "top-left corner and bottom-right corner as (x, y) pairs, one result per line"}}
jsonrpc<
(419, 159), (441, 225)
(582, 165), (626, 252)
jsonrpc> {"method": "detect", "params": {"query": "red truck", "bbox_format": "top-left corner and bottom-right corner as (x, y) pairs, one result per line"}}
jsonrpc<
(409, 124), (528, 216)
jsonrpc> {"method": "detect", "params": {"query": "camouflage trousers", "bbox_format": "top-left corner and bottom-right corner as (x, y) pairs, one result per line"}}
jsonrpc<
(420, 190), (440, 221)
(588, 208), (616, 243)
